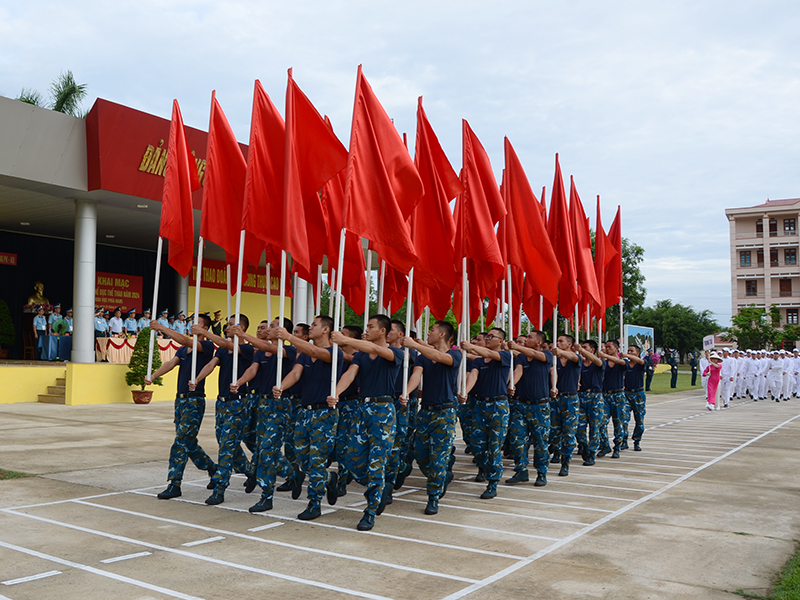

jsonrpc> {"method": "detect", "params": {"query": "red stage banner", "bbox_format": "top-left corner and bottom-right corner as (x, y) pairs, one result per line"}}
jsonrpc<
(189, 258), (280, 293)
(95, 272), (144, 311)
(0, 252), (17, 266)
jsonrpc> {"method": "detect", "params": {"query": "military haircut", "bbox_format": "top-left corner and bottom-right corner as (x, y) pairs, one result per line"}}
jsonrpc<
(580, 339), (598, 352)
(233, 314), (249, 331)
(629, 344), (640, 352)
(370, 314), (391, 336)
(390, 319), (405, 334)
(342, 324), (363, 339)
(530, 329), (546, 344)
(317, 315), (334, 332)
(489, 327), (506, 340)
(606, 339), (620, 349)
(198, 313), (212, 328)
(296, 323), (310, 337)
(436, 320), (455, 345)
(559, 334), (575, 345)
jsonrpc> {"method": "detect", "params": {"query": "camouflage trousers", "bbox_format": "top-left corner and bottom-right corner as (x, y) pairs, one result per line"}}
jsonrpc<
(548, 398), (560, 453)
(473, 397), (510, 482)
(241, 393), (259, 453)
(508, 400), (550, 474)
(577, 391), (603, 457)
(625, 391), (647, 442)
(404, 396), (419, 459)
(340, 402), (396, 516)
(385, 397), (410, 486)
(282, 398), (301, 477)
(413, 406), (456, 498)
(211, 396), (253, 492)
(604, 390), (628, 449)
(458, 395), (478, 453)
(168, 395), (215, 484)
(597, 393), (611, 451)
(254, 394), (293, 499)
(621, 394), (632, 441)
(293, 406), (338, 505)
(551, 393), (578, 462)
(332, 398), (361, 483)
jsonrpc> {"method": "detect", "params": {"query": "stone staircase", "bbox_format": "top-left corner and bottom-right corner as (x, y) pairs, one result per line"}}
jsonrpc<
(38, 375), (66, 404)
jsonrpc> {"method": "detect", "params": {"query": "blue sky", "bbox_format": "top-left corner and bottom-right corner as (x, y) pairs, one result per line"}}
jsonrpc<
(4, 0), (800, 325)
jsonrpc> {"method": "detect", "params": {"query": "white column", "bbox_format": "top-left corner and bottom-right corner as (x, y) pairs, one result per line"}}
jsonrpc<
(175, 272), (189, 317)
(306, 279), (316, 321)
(294, 275), (309, 325)
(71, 199), (97, 363)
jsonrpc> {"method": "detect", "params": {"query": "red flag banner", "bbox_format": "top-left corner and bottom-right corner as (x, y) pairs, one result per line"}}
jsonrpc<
(160, 99), (200, 278)
(546, 154), (578, 316)
(605, 206), (623, 309)
(569, 176), (601, 306)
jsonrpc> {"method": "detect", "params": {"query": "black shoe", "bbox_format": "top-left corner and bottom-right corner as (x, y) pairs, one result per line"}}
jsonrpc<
(597, 447), (609, 458)
(633, 442), (641, 452)
(337, 475), (348, 498)
(472, 455), (478, 464)
(534, 472), (547, 486)
(205, 491), (224, 505)
(206, 464), (217, 489)
(326, 472), (339, 506)
(377, 484), (392, 515)
(558, 463), (569, 477)
(448, 451), (456, 472)
(394, 460), (413, 490)
(506, 471), (529, 484)
(441, 470), (454, 499)
(583, 457), (595, 466)
(621, 440), (629, 450)
(357, 512), (375, 531)
(298, 502), (321, 521)
(276, 480), (294, 492)
(424, 497), (439, 515)
(157, 483), (181, 499)
(475, 470), (486, 483)
(291, 469), (305, 500)
(549, 453), (561, 464)
(611, 448), (620, 459)
(480, 482), (497, 499)
(249, 496), (273, 513)
(244, 473), (257, 494)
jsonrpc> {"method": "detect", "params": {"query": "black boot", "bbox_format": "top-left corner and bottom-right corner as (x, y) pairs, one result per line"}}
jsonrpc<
(157, 483), (181, 499)
(558, 459), (569, 477)
(550, 452), (561, 464)
(298, 501), (322, 521)
(424, 496), (439, 515)
(534, 472), (547, 487)
(205, 490), (224, 505)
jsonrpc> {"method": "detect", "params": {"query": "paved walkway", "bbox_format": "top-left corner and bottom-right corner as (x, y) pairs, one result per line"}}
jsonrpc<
(1, 389), (799, 599)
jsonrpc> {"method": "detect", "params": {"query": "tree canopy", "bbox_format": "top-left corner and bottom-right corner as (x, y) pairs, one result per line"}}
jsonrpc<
(16, 71), (88, 117)
(629, 299), (718, 360)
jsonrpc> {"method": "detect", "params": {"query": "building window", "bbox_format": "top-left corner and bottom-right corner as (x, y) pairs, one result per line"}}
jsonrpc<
(771, 248), (779, 266)
(780, 279), (792, 297)
(770, 219), (778, 237)
(756, 220), (764, 237)
(740, 251), (752, 267)
(757, 249), (764, 266)
(788, 309), (799, 325)
(786, 219), (796, 235)
(746, 280), (758, 296)
(786, 248), (797, 265)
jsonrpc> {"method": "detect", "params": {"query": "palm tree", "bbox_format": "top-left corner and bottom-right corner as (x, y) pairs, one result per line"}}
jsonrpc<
(15, 71), (88, 117)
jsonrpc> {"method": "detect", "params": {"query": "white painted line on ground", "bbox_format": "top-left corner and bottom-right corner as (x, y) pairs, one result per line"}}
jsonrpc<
(2, 570), (62, 585)
(418, 474), (646, 498)
(0, 540), (201, 599)
(395, 498), (590, 526)
(439, 411), (800, 600)
(582, 464), (689, 476)
(127, 490), (523, 559)
(636, 450), (709, 460)
(100, 551), (152, 564)
(346, 487), (419, 508)
(443, 490), (613, 513)
(553, 471), (671, 485)
(72, 500), (476, 583)
(182, 536), (225, 547)
(1, 511), (397, 600)
(5, 491), (125, 511)
(248, 522), (284, 532)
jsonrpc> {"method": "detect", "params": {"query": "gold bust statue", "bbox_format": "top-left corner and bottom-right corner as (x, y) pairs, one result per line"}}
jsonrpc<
(27, 281), (50, 306)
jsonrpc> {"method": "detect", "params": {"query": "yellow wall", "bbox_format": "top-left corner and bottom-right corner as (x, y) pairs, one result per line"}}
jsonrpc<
(188, 287), (291, 331)
(0, 366), (67, 404)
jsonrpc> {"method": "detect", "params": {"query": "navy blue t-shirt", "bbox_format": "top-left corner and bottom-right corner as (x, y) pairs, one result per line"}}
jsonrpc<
(556, 356), (580, 394)
(215, 344), (254, 397)
(176, 341), (215, 395)
(353, 346), (403, 398)
(341, 354), (360, 399)
(253, 345), (297, 395)
(471, 350), (512, 398)
(603, 359), (627, 391)
(393, 348), (418, 398)
(580, 360), (605, 391)
(624, 359), (645, 390)
(417, 349), (462, 406)
(298, 346), (344, 405)
(515, 350), (553, 401)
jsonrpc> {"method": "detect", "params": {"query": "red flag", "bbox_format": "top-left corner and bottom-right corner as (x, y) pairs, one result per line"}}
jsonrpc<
(546, 154), (577, 316)
(378, 259), (408, 313)
(284, 69), (348, 275)
(241, 80), (285, 269)
(605, 206), (623, 309)
(411, 97), (463, 320)
(504, 138), (560, 307)
(569, 176), (601, 306)
(160, 100), (200, 278)
(343, 65), (422, 275)
(452, 120), (506, 324)
(592, 196), (617, 320)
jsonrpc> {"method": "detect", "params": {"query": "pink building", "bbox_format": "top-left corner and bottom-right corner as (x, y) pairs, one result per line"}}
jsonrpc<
(726, 198), (800, 325)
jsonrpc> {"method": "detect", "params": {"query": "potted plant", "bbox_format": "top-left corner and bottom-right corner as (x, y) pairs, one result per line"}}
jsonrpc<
(0, 300), (15, 359)
(125, 327), (162, 404)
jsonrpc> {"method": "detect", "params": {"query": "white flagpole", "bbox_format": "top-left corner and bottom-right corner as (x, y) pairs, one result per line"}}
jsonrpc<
(499, 280), (506, 328)
(598, 317), (603, 345)
(316, 264), (322, 316)
(539, 296), (543, 332)
(232, 230), (246, 386)
(460, 256), (468, 395)
(378, 259), (387, 315)
(553, 305), (558, 346)
(266, 263), (272, 322)
(507, 264), (514, 391)
(363, 247), (372, 329)
(424, 306), (430, 340)
(480, 299), (484, 331)
(574, 302), (579, 342)
(146, 236), (163, 379)
(328, 268), (336, 318)
(331, 228), (347, 397)
(276, 249), (287, 388)
(226, 264), (232, 324)
(619, 296), (625, 353)
(190, 237), (204, 383)
(402, 268), (414, 399)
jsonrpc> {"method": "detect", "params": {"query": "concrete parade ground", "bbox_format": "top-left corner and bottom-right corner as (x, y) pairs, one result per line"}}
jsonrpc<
(0, 389), (799, 599)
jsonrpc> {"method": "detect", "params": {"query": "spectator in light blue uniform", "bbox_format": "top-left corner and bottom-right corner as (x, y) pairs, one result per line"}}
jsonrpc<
(172, 311), (188, 335)
(157, 310), (170, 338)
(33, 305), (47, 340)
(47, 304), (64, 334)
(123, 310), (138, 335)
(137, 309), (152, 333)
(95, 307), (108, 338)
(65, 309), (74, 335)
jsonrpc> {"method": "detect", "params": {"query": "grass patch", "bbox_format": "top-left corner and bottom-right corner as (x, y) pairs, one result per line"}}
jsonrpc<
(0, 469), (32, 480)
(731, 540), (800, 599)
(646, 372), (702, 395)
